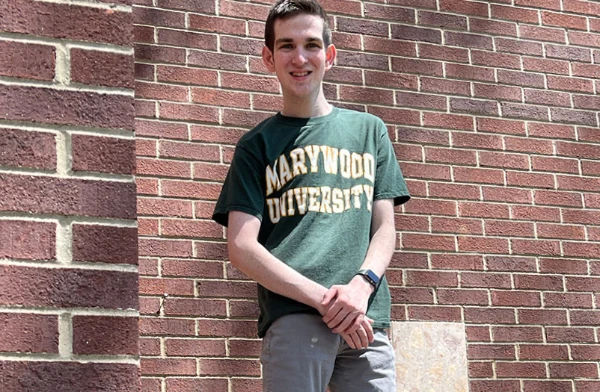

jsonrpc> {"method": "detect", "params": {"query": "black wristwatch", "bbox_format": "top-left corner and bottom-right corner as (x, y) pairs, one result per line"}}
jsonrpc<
(356, 269), (380, 289)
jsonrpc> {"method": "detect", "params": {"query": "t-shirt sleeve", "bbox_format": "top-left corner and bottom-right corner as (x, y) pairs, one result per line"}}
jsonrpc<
(374, 125), (411, 206)
(212, 145), (265, 227)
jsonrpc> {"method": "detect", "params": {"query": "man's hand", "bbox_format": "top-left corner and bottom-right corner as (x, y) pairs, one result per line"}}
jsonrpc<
(340, 317), (374, 349)
(321, 275), (374, 334)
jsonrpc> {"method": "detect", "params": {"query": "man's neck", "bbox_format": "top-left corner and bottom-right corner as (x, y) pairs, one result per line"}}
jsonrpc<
(280, 95), (332, 118)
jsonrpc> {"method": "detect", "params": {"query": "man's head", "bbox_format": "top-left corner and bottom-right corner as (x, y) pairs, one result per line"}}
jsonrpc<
(264, 0), (332, 53)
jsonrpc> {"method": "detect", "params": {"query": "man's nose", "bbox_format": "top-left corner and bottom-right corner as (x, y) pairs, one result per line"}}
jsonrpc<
(291, 48), (308, 66)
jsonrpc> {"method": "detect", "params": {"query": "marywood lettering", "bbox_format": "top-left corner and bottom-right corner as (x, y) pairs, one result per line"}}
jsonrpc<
(264, 145), (375, 223)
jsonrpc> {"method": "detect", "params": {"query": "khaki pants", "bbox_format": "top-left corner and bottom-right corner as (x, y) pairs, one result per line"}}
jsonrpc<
(260, 313), (397, 392)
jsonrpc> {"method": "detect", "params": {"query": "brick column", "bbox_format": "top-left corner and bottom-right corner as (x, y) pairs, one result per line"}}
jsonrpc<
(0, 1), (139, 390)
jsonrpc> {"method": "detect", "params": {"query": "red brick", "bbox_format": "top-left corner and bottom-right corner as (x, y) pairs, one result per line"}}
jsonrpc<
(395, 126), (448, 146)
(394, 143), (423, 162)
(485, 220), (534, 237)
(137, 158), (190, 178)
(467, 326), (491, 342)
(229, 300), (260, 318)
(537, 223), (586, 240)
(492, 326), (543, 342)
(550, 362), (598, 378)
(479, 151), (529, 170)
(506, 171), (554, 189)
(454, 167), (505, 185)
(577, 381), (600, 392)
(475, 83), (522, 102)
(0, 174), (136, 219)
(189, 14), (245, 34)
(341, 86), (395, 106)
(557, 175), (600, 192)
(469, 18), (517, 37)
(519, 24), (566, 43)
(496, 37), (543, 56)
(0, 0), (131, 45)
(338, 17), (388, 37)
(471, 380), (520, 392)
(418, 43), (470, 63)
(458, 236), (509, 254)
(546, 44), (591, 62)
(0, 85), (133, 129)
(520, 344), (570, 360)
(390, 252), (428, 269)
(141, 358), (196, 376)
(464, 306), (515, 323)
(476, 117), (526, 135)
(165, 338), (226, 357)
(0, 313), (58, 353)
(520, 309), (568, 325)
(512, 239), (560, 256)
(459, 202), (509, 219)
(445, 32), (493, 50)
(138, 238), (193, 258)
(468, 343), (515, 360)
(408, 305), (462, 322)
(572, 63), (600, 79)
(139, 277), (194, 297)
(395, 91), (446, 111)
(492, 290), (541, 307)
(543, 11), (588, 30)
(440, 0), (489, 17)
(188, 50), (246, 71)
(229, 339), (262, 357)
(421, 77), (470, 96)
(547, 326), (595, 342)
(138, 198), (193, 218)
(445, 63), (495, 82)
(197, 319), (256, 338)
(72, 316), (137, 355)
(492, 4), (540, 23)
(429, 182), (480, 200)
(72, 135), (135, 174)
(501, 103), (549, 122)
(430, 253), (484, 270)
(363, 37), (416, 56)
(469, 361), (494, 378)
(161, 219), (222, 239)
(0, 220), (55, 261)
(392, 57), (444, 76)
(399, 162), (451, 181)
(404, 198), (457, 216)
(432, 217), (482, 235)
(0, 265), (137, 308)
(516, 274), (564, 291)
(139, 337), (160, 356)
(571, 345), (600, 360)
(136, 178), (158, 196)
(195, 242), (228, 261)
(423, 113), (474, 131)
(483, 187), (532, 204)
(545, 292), (593, 308)
(531, 156), (579, 174)
(339, 51), (389, 71)
(528, 123), (576, 140)
(418, 11), (467, 30)
(402, 233), (456, 251)
(563, 242), (600, 260)
(496, 361), (547, 378)
(73, 224), (137, 265)
(166, 378), (229, 392)
(364, 70), (418, 90)
(0, 128), (56, 170)
(487, 256), (537, 272)
(524, 89), (571, 107)
(390, 287), (434, 304)
(563, 209), (600, 225)
(425, 147), (477, 166)
(139, 318), (195, 336)
(540, 258), (588, 274)
(395, 214), (429, 232)
(70, 50), (133, 88)
(497, 69), (545, 88)
(574, 94), (600, 111)
(199, 358), (261, 377)
(164, 298), (227, 317)
(438, 289), (489, 305)
(0, 41), (55, 81)
(549, 75), (594, 93)
(0, 362), (138, 391)
(551, 108), (598, 127)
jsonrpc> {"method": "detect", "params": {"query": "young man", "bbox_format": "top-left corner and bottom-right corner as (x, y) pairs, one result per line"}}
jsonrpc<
(212, 1), (410, 390)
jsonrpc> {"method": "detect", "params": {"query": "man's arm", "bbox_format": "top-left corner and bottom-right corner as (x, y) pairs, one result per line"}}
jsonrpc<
(227, 210), (374, 348)
(321, 198), (397, 333)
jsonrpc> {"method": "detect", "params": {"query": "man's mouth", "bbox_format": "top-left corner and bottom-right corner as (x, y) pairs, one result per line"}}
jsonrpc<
(291, 71), (311, 77)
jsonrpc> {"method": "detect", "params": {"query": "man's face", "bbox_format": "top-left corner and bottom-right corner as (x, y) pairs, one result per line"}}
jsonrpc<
(262, 13), (335, 103)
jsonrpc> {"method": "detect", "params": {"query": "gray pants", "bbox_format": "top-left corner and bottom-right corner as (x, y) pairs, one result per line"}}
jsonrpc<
(260, 313), (397, 392)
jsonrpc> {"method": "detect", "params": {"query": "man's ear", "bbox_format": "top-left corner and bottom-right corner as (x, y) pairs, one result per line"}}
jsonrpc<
(262, 46), (276, 72)
(325, 44), (337, 70)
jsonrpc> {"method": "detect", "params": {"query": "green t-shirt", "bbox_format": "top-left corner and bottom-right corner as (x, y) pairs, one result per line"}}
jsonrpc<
(213, 107), (410, 337)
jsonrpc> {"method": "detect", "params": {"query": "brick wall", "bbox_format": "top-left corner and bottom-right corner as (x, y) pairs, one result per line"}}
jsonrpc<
(132, 0), (600, 391)
(0, 0), (139, 390)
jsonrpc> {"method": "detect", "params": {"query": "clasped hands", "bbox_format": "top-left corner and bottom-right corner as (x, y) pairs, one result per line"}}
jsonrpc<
(319, 275), (375, 350)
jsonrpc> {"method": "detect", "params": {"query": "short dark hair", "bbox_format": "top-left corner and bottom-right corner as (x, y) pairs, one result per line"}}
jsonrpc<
(264, 0), (332, 52)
